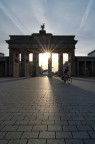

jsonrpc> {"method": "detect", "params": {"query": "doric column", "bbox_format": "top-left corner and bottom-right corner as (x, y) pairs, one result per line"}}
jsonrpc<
(5, 60), (8, 77)
(84, 60), (87, 77)
(21, 50), (25, 77)
(21, 50), (29, 77)
(9, 49), (20, 77)
(58, 52), (63, 76)
(70, 49), (75, 77)
(14, 51), (20, 77)
(25, 52), (29, 76)
(77, 61), (79, 77)
(33, 52), (39, 77)
(9, 49), (14, 77)
(93, 61), (95, 77)
(48, 52), (52, 77)
(91, 61), (94, 77)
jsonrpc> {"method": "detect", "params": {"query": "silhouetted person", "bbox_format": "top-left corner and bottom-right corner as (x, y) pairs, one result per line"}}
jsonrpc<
(64, 66), (69, 75)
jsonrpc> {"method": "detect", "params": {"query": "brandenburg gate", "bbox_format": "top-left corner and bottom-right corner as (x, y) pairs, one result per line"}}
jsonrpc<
(6, 24), (77, 77)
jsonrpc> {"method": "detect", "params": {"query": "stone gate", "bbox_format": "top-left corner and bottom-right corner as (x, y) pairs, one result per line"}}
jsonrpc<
(6, 27), (77, 77)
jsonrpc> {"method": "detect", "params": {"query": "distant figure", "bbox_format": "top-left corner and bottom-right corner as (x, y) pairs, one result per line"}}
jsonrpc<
(64, 66), (69, 75)
(41, 23), (45, 31)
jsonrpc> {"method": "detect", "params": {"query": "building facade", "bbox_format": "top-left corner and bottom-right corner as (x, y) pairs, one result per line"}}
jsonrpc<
(0, 54), (9, 77)
(88, 50), (95, 57)
(75, 56), (95, 77)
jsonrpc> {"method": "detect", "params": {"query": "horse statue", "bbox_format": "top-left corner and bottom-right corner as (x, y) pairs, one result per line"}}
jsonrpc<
(41, 23), (45, 31)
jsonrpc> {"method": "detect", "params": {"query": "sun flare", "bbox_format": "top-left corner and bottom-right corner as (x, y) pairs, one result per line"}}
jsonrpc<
(44, 52), (50, 58)
(39, 53), (58, 71)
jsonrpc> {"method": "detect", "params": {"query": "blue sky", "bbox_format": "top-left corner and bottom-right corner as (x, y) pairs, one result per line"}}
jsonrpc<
(0, 0), (95, 57)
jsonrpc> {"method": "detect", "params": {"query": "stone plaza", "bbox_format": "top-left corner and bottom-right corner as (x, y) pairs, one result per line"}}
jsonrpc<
(0, 77), (95, 144)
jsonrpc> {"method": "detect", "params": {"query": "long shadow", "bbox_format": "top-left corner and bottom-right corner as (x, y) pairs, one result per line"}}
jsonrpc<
(48, 77), (95, 105)
(46, 76), (95, 137)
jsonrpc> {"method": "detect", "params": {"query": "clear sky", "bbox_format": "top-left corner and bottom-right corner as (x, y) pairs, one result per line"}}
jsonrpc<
(0, 0), (95, 70)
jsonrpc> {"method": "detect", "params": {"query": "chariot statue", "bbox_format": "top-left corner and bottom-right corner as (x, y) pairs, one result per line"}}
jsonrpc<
(41, 23), (45, 31)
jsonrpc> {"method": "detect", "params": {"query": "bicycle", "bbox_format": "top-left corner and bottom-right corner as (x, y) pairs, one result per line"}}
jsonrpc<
(61, 74), (72, 83)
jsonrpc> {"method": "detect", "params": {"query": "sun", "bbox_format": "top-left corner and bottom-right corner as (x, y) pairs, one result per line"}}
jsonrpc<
(44, 52), (50, 58)
(39, 52), (51, 70)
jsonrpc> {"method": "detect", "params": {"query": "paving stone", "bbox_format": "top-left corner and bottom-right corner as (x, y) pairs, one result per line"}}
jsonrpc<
(63, 125), (78, 131)
(1, 116), (12, 121)
(42, 121), (55, 125)
(54, 113), (65, 117)
(48, 125), (62, 131)
(21, 132), (39, 139)
(0, 121), (4, 125)
(0, 125), (5, 131)
(56, 132), (72, 138)
(27, 139), (46, 144)
(17, 125), (33, 131)
(15, 120), (29, 125)
(77, 125), (93, 131)
(23, 116), (36, 121)
(44, 112), (54, 117)
(2, 125), (19, 131)
(65, 139), (84, 144)
(39, 132), (55, 138)
(8, 139), (27, 144)
(83, 139), (95, 144)
(61, 116), (72, 120)
(72, 132), (90, 138)
(36, 116), (48, 120)
(11, 116), (25, 121)
(84, 117), (95, 120)
(32, 125), (47, 131)
(29, 120), (42, 124)
(47, 139), (65, 144)
(72, 116), (84, 120)
(68, 120), (81, 125)
(2, 120), (16, 125)
(0, 140), (9, 144)
(0, 132), (7, 139)
(5, 132), (22, 139)
(49, 116), (60, 120)
(81, 120), (95, 125)
(90, 125), (95, 130)
(55, 120), (68, 125)
(32, 113), (44, 117)
(88, 131), (95, 138)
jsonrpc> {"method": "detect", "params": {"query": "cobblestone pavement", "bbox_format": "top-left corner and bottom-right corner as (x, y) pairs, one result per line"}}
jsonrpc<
(0, 77), (95, 144)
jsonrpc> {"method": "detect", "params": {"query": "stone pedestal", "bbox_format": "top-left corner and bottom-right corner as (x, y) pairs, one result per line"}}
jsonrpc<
(39, 30), (46, 34)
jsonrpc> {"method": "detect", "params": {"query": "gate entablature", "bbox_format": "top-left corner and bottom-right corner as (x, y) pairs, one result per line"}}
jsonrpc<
(6, 33), (77, 52)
